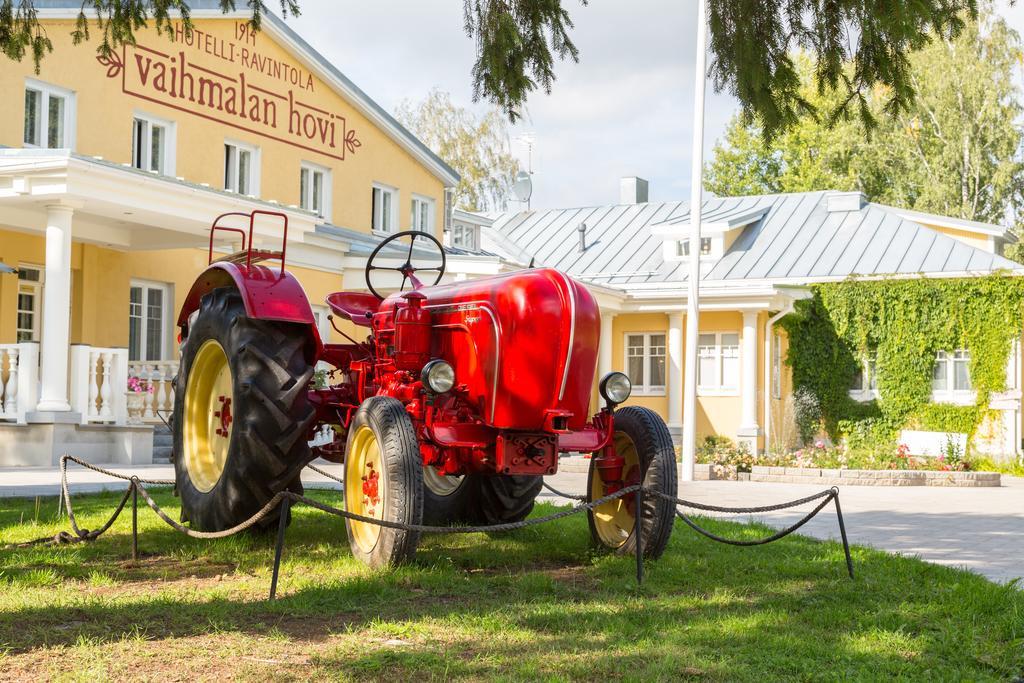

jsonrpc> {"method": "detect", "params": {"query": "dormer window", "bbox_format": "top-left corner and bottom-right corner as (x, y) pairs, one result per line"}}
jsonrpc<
(651, 205), (769, 264)
(452, 223), (478, 250)
(677, 238), (712, 257)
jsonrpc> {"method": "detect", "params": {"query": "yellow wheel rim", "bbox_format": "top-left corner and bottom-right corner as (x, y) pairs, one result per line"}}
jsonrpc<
(591, 431), (640, 548)
(183, 339), (234, 493)
(346, 425), (387, 553)
(423, 466), (463, 496)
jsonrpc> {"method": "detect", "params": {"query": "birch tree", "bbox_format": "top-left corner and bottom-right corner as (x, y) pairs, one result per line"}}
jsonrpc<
(395, 89), (519, 212)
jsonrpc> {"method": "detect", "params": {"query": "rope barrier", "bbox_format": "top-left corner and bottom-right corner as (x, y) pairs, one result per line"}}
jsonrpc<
(8, 454), (856, 598)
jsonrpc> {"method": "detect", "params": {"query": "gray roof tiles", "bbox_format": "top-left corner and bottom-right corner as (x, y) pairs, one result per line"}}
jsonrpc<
(486, 192), (1023, 289)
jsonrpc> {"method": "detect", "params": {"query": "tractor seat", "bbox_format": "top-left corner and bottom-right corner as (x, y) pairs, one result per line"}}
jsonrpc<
(326, 291), (379, 327)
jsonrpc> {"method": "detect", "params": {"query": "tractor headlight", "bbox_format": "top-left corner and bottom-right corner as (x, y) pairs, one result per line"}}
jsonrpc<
(421, 359), (455, 394)
(599, 371), (632, 405)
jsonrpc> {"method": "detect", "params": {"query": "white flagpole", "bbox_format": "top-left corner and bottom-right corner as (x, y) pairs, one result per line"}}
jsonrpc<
(681, 0), (708, 482)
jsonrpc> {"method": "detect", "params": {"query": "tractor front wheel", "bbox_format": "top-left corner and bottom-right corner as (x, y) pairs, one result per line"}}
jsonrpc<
(173, 287), (315, 532)
(587, 406), (677, 558)
(344, 397), (424, 567)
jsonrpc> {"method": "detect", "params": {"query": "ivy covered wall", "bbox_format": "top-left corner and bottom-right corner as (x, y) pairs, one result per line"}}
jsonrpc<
(779, 275), (1024, 444)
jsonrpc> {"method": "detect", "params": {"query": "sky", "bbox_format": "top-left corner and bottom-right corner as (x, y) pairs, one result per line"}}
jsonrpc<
(286, 0), (1024, 211)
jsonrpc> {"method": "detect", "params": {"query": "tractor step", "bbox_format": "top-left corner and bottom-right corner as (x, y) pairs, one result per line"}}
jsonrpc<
(152, 423), (173, 464)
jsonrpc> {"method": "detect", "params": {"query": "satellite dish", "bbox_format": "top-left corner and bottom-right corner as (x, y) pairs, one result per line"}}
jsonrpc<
(511, 171), (533, 203)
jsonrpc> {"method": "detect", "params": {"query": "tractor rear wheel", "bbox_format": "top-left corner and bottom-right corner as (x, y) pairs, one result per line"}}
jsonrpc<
(422, 470), (542, 526)
(587, 406), (677, 558)
(344, 397), (424, 567)
(421, 469), (471, 525)
(173, 287), (315, 532)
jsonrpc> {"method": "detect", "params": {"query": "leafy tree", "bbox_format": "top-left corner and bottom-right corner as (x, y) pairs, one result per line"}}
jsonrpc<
(706, 6), (1024, 229)
(395, 89), (519, 212)
(1, 0), (978, 134)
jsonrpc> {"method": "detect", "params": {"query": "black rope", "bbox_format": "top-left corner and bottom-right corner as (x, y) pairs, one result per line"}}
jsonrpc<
(673, 493), (836, 547)
(9, 456), (855, 594)
(652, 487), (835, 514)
(541, 481), (587, 501)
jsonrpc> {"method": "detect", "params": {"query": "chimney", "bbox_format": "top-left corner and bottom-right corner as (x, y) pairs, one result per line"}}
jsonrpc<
(620, 176), (649, 204)
(577, 222), (587, 252)
(826, 191), (866, 212)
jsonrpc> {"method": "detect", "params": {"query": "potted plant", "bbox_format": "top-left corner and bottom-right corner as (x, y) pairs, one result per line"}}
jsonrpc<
(126, 375), (153, 424)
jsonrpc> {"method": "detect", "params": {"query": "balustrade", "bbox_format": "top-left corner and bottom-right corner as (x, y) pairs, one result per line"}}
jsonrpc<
(127, 360), (179, 423)
(0, 343), (39, 424)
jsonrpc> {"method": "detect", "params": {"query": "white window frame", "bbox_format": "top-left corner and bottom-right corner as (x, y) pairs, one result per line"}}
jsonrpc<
(451, 222), (480, 251)
(224, 139), (260, 197)
(372, 182), (398, 234)
(129, 280), (173, 362)
(697, 331), (740, 396)
(624, 332), (667, 396)
(131, 111), (176, 176)
(300, 161), (331, 218)
(677, 237), (712, 258)
(411, 194), (436, 233)
(16, 264), (44, 343)
(849, 353), (880, 402)
(666, 234), (724, 262)
(772, 332), (782, 400)
(24, 78), (76, 150)
(931, 349), (975, 405)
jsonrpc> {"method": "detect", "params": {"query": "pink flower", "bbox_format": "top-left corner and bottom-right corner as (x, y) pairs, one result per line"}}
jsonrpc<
(815, 440), (825, 449)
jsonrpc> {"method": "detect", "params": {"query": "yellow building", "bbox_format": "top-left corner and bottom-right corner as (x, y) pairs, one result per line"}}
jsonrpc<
(0, 4), (518, 465)
(481, 182), (1024, 460)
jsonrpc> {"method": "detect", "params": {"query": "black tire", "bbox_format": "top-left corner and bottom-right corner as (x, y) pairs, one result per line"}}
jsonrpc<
(173, 287), (315, 532)
(587, 406), (677, 559)
(421, 470), (474, 526)
(467, 475), (543, 525)
(423, 472), (542, 526)
(344, 397), (423, 567)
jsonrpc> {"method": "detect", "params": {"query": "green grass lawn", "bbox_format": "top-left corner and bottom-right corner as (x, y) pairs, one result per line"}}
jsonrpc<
(1, 488), (1021, 682)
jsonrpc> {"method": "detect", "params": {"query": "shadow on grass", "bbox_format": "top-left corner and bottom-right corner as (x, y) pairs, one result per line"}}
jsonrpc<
(1, 494), (1022, 679)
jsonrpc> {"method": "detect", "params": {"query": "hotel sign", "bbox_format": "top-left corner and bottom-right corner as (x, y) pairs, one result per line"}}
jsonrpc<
(97, 22), (362, 162)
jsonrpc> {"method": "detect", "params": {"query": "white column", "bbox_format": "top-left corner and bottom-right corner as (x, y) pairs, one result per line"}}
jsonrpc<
(598, 311), (615, 379)
(737, 310), (761, 453)
(667, 313), (684, 437)
(36, 204), (74, 412)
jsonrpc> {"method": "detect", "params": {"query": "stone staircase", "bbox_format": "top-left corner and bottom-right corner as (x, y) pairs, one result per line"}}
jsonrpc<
(152, 423), (173, 464)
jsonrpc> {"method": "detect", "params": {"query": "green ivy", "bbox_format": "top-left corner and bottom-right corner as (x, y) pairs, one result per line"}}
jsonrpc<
(780, 274), (1024, 442)
(910, 403), (985, 437)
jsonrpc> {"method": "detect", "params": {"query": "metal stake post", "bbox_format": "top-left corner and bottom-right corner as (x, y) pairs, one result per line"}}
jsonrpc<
(831, 488), (854, 579)
(131, 482), (139, 562)
(634, 486), (644, 585)
(269, 497), (290, 600)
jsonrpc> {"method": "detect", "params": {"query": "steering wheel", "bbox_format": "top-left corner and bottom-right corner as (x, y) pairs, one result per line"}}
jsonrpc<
(365, 230), (446, 300)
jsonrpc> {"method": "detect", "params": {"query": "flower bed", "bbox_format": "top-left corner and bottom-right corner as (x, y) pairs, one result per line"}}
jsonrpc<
(696, 435), (974, 474)
(693, 463), (1000, 487)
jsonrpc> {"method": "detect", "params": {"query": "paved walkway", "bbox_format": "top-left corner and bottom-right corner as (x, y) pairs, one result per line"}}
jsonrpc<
(542, 471), (1024, 585)
(2, 462), (1021, 585)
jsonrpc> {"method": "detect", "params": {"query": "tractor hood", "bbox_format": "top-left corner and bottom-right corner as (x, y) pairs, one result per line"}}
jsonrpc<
(384, 268), (600, 432)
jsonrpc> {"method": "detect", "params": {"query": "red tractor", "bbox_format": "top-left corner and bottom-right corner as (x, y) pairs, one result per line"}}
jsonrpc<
(172, 211), (678, 567)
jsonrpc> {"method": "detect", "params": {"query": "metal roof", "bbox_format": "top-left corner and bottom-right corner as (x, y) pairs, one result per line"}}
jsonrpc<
(316, 223), (498, 259)
(485, 192), (1024, 290)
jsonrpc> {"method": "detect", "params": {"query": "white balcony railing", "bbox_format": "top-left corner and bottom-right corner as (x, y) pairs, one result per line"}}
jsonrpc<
(70, 345), (129, 425)
(0, 342), (39, 424)
(127, 360), (179, 423)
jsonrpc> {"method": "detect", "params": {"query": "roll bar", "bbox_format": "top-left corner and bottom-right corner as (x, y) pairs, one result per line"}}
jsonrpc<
(208, 210), (289, 276)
